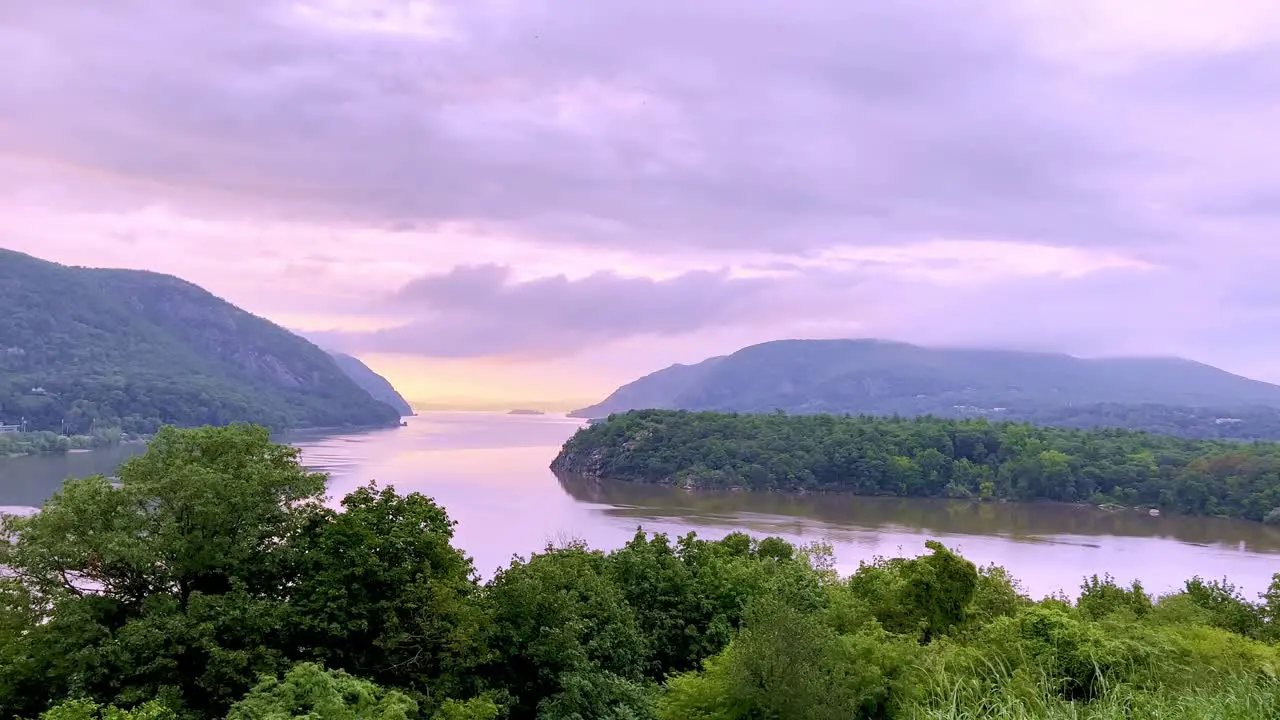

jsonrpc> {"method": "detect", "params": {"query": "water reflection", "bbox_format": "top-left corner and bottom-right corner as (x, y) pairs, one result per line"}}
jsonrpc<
(555, 473), (1280, 554)
(0, 443), (146, 506)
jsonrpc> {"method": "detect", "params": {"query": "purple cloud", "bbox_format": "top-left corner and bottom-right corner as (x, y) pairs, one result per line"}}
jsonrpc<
(6, 1), (1280, 380)
(313, 265), (777, 357)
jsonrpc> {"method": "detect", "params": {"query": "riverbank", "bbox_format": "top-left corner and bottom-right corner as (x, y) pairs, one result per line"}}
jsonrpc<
(1, 416), (406, 459)
(0, 429), (139, 457)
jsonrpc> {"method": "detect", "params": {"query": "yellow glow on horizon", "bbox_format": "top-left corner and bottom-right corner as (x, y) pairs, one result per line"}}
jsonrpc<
(356, 353), (609, 409)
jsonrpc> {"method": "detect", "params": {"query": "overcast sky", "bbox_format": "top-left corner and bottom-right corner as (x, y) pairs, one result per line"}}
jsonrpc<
(4, 0), (1280, 404)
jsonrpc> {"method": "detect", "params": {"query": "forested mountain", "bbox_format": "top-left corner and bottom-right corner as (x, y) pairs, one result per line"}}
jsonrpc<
(554, 410), (1280, 522)
(327, 351), (414, 415)
(571, 339), (1280, 439)
(0, 249), (401, 433)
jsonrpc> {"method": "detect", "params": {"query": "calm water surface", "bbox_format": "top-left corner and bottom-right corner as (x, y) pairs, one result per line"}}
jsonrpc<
(3, 412), (1279, 597)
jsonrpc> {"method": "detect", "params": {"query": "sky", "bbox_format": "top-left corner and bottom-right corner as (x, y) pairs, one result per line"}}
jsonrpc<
(4, 1), (1280, 407)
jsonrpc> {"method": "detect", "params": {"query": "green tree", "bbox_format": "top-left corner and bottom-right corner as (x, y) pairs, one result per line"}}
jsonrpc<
(286, 484), (486, 709)
(0, 425), (327, 717)
(847, 541), (978, 642)
(35, 699), (175, 720)
(224, 663), (417, 720)
(481, 543), (649, 720)
(657, 599), (917, 720)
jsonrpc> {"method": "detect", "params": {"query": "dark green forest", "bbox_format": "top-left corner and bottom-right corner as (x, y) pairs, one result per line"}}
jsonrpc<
(554, 410), (1280, 522)
(3, 425), (1280, 719)
(0, 249), (400, 435)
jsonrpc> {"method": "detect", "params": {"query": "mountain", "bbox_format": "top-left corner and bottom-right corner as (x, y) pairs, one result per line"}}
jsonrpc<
(0, 249), (402, 433)
(570, 339), (1280, 437)
(327, 352), (413, 416)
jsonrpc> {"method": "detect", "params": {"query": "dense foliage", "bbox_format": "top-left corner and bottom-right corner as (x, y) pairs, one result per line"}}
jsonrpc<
(0, 249), (400, 434)
(554, 410), (1280, 522)
(4, 425), (1280, 719)
(571, 339), (1280, 440)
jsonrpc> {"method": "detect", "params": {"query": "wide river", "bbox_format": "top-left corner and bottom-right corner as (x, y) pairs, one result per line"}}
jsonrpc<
(3, 412), (1279, 598)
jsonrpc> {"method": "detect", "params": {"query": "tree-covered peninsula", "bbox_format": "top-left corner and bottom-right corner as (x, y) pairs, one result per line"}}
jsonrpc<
(552, 410), (1280, 522)
(4, 425), (1280, 719)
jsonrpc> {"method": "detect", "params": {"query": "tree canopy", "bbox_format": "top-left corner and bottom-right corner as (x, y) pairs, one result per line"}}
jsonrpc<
(554, 410), (1280, 522)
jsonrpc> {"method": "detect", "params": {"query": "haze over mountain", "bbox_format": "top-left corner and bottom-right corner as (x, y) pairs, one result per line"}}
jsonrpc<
(0, 249), (402, 433)
(571, 339), (1280, 438)
(327, 352), (414, 416)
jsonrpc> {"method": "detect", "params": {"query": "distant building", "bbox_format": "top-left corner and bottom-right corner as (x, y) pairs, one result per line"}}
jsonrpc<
(0, 424), (19, 434)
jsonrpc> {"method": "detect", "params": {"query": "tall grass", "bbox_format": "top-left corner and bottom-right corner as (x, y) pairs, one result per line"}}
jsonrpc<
(903, 639), (1280, 719)
(905, 675), (1280, 719)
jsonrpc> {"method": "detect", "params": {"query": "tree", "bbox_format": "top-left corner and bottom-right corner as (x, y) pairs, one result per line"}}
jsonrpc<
(286, 484), (487, 709)
(34, 699), (174, 720)
(656, 599), (917, 720)
(224, 663), (417, 720)
(847, 541), (978, 642)
(481, 543), (649, 720)
(0, 425), (327, 717)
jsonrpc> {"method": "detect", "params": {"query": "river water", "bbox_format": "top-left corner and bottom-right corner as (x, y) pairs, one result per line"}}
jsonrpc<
(2, 412), (1279, 598)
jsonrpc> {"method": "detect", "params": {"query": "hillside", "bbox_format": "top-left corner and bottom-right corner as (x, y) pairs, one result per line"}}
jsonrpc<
(327, 352), (413, 415)
(0, 249), (401, 433)
(570, 339), (1280, 438)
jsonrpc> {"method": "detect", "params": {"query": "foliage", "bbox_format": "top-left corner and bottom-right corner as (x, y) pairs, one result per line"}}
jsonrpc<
(0, 249), (400, 434)
(554, 409), (1280, 521)
(37, 699), (175, 720)
(846, 540), (979, 642)
(0, 425), (329, 718)
(224, 663), (417, 720)
(285, 484), (486, 707)
(6, 425), (1280, 720)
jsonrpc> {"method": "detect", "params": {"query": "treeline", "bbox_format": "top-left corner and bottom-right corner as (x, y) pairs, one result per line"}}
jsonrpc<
(0, 374), (389, 436)
(982, 402), (1280, 441)
(0, 427), (122, 456)
(3, 425), (1280, 719)
(553, 410), (1280, 523)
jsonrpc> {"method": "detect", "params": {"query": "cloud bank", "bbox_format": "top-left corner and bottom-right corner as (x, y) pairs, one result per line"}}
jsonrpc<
(4, 0), (1280, 384)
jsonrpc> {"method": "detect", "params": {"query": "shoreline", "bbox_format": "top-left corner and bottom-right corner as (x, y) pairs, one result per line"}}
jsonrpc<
(2, 418), (404, 460)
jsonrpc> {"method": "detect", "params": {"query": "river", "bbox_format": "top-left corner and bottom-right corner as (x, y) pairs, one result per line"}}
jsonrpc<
(2, 412), (1279, 598)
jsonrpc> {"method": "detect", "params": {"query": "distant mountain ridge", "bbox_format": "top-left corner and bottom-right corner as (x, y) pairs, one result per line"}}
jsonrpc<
(327, 352), (413, 415)
(570, 339), (1280, 438)
(0, 249), (402, 433)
